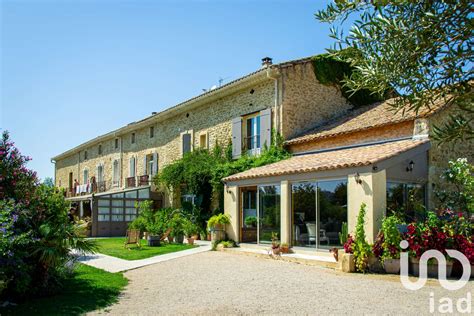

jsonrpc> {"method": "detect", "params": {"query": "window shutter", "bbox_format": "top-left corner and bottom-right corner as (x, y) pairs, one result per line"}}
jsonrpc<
(153, 152), (158, 175)
(232, 117), (242, 159)
(260, 108), (272, 149)
(143, 156), (147, 175)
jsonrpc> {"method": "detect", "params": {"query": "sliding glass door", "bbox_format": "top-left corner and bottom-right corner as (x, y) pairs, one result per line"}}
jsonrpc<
(258, 185), (281, 244)
(292, 179), (347, 250)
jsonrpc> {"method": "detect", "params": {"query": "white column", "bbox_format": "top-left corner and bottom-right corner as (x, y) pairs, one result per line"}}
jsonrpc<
(280, 180), (291, 245)
(224, 185), (239, 242)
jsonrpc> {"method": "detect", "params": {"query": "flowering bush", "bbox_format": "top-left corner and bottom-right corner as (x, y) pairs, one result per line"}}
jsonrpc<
(0, 131), (96, 299)
(344, 235), (355, 254)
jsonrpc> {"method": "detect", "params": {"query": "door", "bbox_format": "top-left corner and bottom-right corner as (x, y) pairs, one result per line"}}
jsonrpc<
(240, 187), (257, 243)
(68, 172), (73, 192)
(258, 185), (281, 244)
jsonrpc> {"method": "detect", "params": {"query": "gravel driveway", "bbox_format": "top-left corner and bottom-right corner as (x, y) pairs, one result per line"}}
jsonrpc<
(90, 251), (473, 315)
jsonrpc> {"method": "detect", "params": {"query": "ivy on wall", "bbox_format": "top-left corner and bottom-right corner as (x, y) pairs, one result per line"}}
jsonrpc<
(311, 53), (385, 107)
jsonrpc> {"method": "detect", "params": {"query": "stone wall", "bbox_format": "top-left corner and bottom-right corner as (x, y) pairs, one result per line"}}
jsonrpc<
(280, 62), (351, 139)
(426, 105), (474, 208)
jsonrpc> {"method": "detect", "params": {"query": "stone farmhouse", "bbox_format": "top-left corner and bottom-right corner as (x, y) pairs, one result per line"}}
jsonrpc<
(52, 56), (472, 249)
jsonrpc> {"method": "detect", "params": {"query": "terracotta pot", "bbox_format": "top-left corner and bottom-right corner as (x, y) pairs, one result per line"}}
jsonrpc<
(280, 245), (290, 254)
(384, 258), (400, 274)
(272, 247), (280, 255)
(187, 237), (195, 245)
(207, 233), (211, 241)
(410, 257), (453, 278)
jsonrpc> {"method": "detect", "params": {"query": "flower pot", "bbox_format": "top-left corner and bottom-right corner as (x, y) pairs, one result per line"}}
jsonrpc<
(207, 233), (211, 241)
(167, 236), (174, 243)
(341, 253), (356, 273)
(383, 258), (400, 274)
(280, 245), (290, 254)
(187, 237), (195, 245)
(175, 234), (184, 244)
(368, 255), (383, 273)
(192, 234), (199, 241)
(410, 258), (453, 278)
(272, 247), (280, 255)
(210, 224), (226, 242)
(147, 235), (161, 247)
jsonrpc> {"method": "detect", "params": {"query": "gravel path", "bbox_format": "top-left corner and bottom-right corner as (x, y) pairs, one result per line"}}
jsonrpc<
(90, 251), (473, 315)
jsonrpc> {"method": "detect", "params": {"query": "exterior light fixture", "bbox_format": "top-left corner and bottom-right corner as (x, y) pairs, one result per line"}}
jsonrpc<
(355, 172), (362, 185)
(406, 160), (415, 172)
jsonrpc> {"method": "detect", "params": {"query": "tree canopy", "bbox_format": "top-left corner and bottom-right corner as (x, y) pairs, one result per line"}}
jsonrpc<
(316, 0), (473, 144)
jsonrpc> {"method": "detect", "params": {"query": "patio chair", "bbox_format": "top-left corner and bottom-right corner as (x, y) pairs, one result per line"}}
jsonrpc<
(305, 223), (330, 245)
(124, 229), (141, 249)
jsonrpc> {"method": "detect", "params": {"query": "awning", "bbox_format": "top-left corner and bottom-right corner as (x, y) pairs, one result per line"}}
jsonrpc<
(223, 138), (430, 182)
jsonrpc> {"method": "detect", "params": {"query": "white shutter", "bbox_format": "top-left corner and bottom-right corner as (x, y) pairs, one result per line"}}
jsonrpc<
(232, 117), (242, 159)
(153, 152), (158, 175)
(143, 156), (148, 175)
(260, 108), (272, 149)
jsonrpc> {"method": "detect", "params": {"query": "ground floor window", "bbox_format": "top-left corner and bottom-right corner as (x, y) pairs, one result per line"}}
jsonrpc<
(240, 185), (280, 244)
(292, 179), (347, 249)
(386, 182), (425, 222)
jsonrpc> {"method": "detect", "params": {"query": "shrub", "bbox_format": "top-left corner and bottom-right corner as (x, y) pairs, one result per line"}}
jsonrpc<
(380, 216), (404, 261)
(207, 213), (231, 231)
(352, 203), (372, 272)
(0, 131), (96, 299)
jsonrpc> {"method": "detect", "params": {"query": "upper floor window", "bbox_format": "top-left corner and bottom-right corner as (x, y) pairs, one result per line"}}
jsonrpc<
(131, 133), (136, 144)
(84, 150), (88, 160)
(112, 160), (120, 187)
(83, 169), (89, 185)
(245, 114), (261, 152)
(129, 157), (136, 177)
(98, 144), (102, 155)
(182, 132), (192, 156)
(97, 165), (104, 183)
(150, 126), (154, 138)
(115, 138), (119, 149)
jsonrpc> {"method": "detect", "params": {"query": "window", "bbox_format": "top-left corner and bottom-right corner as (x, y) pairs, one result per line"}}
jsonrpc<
(150, 126), (154, 138)
(199, 133), (207, 149)
(258, 185), (280, 244)
(83, 169), (89, 185)
(131, 133), (136, 144)
(292, 179), (347, 249)
(182, 133), (192, 156)
(245, 115), (261, 152)
(146, 154), (154, 175)
(97, 165), (104, 183)
(129, 157), (136, 177)
(112, 160), (120, 187)
(115, 138), (119, 149)
(98, 144), (102, 155)
(387, 182), (425, 221)
(84, 150), (88, 160)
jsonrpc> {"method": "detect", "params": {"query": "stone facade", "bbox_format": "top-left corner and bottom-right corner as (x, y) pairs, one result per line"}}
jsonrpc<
(54, 58), (353, 206)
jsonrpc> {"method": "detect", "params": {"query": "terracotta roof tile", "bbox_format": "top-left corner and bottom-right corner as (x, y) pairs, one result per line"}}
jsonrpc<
(286, 97), (446, 146)
(223, 138), (429, 182)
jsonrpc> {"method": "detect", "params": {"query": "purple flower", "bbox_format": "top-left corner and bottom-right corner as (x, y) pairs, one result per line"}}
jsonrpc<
(12, 214), (18, 222)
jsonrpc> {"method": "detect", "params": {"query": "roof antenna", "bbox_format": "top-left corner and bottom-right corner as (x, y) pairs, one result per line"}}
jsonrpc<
(218, 76), (230, 87)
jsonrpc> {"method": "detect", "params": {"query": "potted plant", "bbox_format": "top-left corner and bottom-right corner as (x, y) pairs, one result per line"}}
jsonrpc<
(280, 243), (290, 254)
(340, 235), (356, 273)
(380, 216), (404, 274)
(169, 212), (185, 244)
(184, 220), (199, 245)
(207, 213), (231, 242)
(146, 222), (164, 247)
(271, 232), (280, 255)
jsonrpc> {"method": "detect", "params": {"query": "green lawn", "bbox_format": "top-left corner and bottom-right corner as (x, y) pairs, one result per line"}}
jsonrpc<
(2, 264), (127, 316)
(94, 237), (196, 260)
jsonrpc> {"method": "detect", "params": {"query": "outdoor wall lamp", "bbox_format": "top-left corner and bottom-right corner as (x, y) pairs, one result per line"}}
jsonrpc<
(406, 160), (415, 172)
(355, 172), (363, 185)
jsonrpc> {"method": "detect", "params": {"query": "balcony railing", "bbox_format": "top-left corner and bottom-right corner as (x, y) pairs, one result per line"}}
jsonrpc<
(139, 175), (150, 186)
(64, 175), (151, 198)
(243, 135), (261, 156)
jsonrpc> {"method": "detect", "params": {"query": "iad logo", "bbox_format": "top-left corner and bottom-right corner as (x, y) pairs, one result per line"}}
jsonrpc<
(399, 240), (472, 314)
(399, 240), (471, 291)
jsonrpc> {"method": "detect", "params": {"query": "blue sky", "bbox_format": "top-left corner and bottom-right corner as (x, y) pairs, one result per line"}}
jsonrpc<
(1, 0), (338, 180)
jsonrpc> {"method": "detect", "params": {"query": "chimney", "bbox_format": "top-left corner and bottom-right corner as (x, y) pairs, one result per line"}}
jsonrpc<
(261, 57), (273, 68)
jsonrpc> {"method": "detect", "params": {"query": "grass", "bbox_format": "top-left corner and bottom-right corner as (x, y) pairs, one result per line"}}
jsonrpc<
(2, 263), (128, 316)
(94, 237), (196, 260)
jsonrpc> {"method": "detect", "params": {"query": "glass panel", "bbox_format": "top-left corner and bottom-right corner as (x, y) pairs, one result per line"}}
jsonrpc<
(241, 190), (258, 243)
(292, 182), (317, 248)
(318, 180), (347, 249)
(112, 215), (124, 222)
(125, 200), (136, 207)
(111, 207), (123, 214)
(258, 185), (280, 244)
(125, 215), (136, 222)
(387, 182), (405, 216)
(125, 208), (136, 214)
(125, 190), (137, 199)
(112, 193), (123, 199)
(98, 207), (109, 215)
(98, 215), (110, 222)
(98, 199), (109, 207)
(112, 200), (123, 207)
(138, 189), (149, 199)
(387, 182), (425, 222)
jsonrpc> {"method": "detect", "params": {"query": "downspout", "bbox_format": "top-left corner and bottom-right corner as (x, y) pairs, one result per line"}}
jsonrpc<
(50, 159), (56, 186)
(266, 67), (281, 140)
